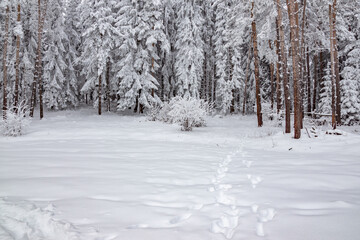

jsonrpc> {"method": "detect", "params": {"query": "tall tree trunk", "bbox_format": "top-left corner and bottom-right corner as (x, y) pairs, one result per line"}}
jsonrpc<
(243, 41), (252, 115)
(306, 47), (311, 114)
(14, 3), (21, 109)
(331, 0), (341, 124)
(288, 0), (301, 139)
(312, 54), (318, 112)
(275, 0), (291, 133)
(269, 40), (275, 110)
(329, 4), (337, 129)
(251, 2), (263, 127)
(98, 74), (102, 115)
(275, 19), (282, 114)
(229, 49), (235, 114)
(30, 0), (48, 119)
(106, 60), (111, 112)
(2, 5), (10, 119)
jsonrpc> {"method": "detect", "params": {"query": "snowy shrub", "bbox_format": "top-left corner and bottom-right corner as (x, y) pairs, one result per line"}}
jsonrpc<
(146, 104), (162, 121)
(0, 102), (31, 137)
(168, 96), (208, 131)
(158, 102), (173, 123)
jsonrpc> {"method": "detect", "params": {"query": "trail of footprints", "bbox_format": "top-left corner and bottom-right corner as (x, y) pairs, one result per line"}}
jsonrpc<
(210, 144), (275, 239)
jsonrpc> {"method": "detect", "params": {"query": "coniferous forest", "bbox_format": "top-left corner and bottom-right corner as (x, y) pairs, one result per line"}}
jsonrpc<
(1, 0), (360, 137)
(1, 1), (360, 239)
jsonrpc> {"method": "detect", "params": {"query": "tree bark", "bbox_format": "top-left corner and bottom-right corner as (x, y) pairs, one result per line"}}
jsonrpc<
(98, 74), (102, 115)
(30, 0), (48, 119)
(242, 41), (252, 115)
(312, 54), (318, 112)
(306, 47), (311, 114)
(331, 0), (341, 124)
(14, 3), (21, 109)
(269, 40), (275, 110)
(275, 0), (291, 133)
(2, 5), (10, 119)
(106, 60), (111, 112)
(329, 4), (336, 129)
(275, 19), (282, 114)
(288, 0), (301, 139)
(251, 2), (263, 127)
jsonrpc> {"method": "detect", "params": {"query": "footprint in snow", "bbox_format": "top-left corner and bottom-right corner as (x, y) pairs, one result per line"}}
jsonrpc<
(247, 175), (263, 188)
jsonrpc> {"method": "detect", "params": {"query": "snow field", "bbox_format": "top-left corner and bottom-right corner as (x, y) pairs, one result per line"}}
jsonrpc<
(0, 109), (360, 240)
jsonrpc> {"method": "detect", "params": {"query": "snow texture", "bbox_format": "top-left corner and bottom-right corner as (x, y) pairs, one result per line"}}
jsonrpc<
(0, 109), (360, 240)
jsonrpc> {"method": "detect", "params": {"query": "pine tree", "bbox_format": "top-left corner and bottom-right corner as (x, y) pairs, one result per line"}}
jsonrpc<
(116, 0), (169, 112)
(341, 43), (360, 125)
(80, 0), (117, 115)
(42, 0), (69, 110)
(174, 0), (204, 99)
(318, 62), (333, 117)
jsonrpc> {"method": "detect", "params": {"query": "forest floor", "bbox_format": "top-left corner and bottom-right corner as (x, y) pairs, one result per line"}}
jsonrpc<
(1, 108), (360, 240)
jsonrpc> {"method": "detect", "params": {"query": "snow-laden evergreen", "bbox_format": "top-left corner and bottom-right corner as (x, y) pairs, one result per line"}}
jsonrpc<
(318, 62), (333, 116)
(174, 0), (204, 99)
(42, 0), (71, 110)
(116, 0), (169, 112)
(79, 0), (118, 111)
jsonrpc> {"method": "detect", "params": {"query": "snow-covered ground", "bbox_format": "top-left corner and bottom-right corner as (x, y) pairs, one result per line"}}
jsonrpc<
(1, 108), (360, 240)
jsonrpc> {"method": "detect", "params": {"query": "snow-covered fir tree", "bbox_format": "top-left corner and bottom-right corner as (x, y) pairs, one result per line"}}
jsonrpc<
(80, 0), (118, 114)
(174, 0), (204, 99)
(42, 0), (71, 110)
(116, 0), (169, 112)
(318, 62), (333, 116)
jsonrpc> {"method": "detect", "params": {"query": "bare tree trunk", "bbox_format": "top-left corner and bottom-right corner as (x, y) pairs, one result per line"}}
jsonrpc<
(329, 4), (336, 129)
(312, 54), (318, 112)
(2, 5), (10, 119)
(275, 19), (282, 114)
(106, 60), (111, 112)
(98, 74), (102, 115)
(251, 2), (263, 127)
(229, 49), (235, 114)
(30, 0), (48, 119)
(275, 0), (291, 133)
(14, 3), (21, 109)
(269, 40), (275, 110)
(243, 41), (252, 115)
(288, 0), (301, 139)
(332, 0), (341, 124)
(306, 47), (311, 114)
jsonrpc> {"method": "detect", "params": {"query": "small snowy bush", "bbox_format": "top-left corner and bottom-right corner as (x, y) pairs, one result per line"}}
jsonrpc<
(0, 102), (31, 137)
(158, 102), (173, 123)
(168, 96), (208, 131)
(146, 104), (162, 121)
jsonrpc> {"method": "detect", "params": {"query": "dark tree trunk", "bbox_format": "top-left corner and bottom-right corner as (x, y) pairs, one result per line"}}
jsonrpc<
(312, 54), (318, 112)
(30, 0), (48, 119)
(2, 5), (10, 119)
(98, 74), (102, 115)
(14, 3), (21, 109)
(329, 4), (336, 129)
(288, 0), (301, 139)
(106, 60), (111, 112)
(251, 2), (263, 127)
(276, 0), (291, 133)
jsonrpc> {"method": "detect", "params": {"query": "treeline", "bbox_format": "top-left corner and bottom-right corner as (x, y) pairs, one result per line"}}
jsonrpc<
(1, 0), (359, 138)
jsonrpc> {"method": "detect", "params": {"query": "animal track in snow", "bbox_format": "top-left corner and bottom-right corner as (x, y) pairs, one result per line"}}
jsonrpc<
(247, 174), (263, 188)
